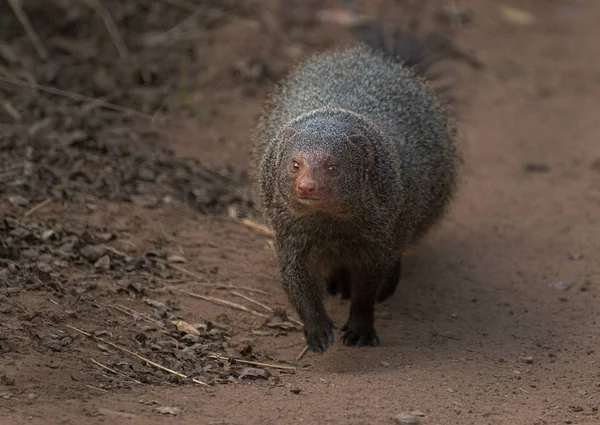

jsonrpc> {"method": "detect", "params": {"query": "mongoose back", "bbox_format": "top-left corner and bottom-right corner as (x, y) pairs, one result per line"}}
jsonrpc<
(251, 30), (460, 352)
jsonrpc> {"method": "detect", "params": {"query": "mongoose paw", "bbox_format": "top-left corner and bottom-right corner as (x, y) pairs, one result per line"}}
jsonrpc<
(304, 318), (335, 353)
(340, 317), (380, 347)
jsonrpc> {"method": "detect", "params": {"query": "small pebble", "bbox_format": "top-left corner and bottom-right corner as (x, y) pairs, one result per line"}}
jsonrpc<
(568, 252), (584, 261)
(80, 245), (106, 263)
(520, 356), (534, 364)
(8, 195), (29, 207)
(380, 361), (391, 367)
(36, 262), (53, 273)
(395, 413), (419, 424)
(94, 255), (111, 270)
(289, 386), (301, 394)
(549, 281), (571, 292)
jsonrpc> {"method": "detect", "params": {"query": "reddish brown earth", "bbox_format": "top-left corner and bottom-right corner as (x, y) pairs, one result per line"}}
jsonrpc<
(1, 1), (600, 424)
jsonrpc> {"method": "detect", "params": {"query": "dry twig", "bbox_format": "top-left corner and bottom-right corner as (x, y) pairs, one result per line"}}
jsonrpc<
(0, 76), (152, 119)
(6, 0), (48, 60)
(231, 291), (273, 313)
(155, 260), (268, 295)
(166, 285), (268, 319)
(23, 197), (54, 217)
(108, 304), (163, 327)
(67, 325), (209, 386)
(81, 0), (130, 59)
(86, 384), (109, 393)
(208, 354), (296, 371)
(236, 218), (274, 237)
(91, 358), (142, 385)
(231, 291), (303, 327)
(296, 346), (309, 362)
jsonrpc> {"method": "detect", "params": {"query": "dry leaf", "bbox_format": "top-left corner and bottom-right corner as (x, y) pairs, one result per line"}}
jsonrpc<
(171, 320), (200, 335)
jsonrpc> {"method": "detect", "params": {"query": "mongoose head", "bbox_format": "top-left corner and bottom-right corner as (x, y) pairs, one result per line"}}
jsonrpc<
(274, 109), (375, 218)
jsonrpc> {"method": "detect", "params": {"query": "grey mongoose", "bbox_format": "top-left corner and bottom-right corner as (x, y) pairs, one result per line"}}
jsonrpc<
(250, 26), (461, 353)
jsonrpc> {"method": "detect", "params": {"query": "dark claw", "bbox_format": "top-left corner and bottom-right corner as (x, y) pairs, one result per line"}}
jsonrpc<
(304, 318), (335, 352)
(341, 317), (380, 347)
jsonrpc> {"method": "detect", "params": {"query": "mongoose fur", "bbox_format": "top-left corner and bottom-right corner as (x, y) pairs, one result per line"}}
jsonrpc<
(250, 28), (460, 353)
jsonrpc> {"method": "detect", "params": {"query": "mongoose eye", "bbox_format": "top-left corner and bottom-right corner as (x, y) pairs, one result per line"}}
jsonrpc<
(327, 164), (337, 174)
(290, 161), (300, 173)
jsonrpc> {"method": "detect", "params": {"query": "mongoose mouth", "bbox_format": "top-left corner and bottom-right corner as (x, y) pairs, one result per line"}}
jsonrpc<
(294, 196), (323, 203)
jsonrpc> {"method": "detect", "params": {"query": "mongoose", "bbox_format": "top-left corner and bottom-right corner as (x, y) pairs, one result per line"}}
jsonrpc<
(250, 27), (460, 353)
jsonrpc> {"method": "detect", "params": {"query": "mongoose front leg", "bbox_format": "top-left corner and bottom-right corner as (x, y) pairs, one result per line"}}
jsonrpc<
(276, 246), (335, 353)
(326, 266), (351, 299)
(376, 258), (402, 303)
(341, 270), (381, 347)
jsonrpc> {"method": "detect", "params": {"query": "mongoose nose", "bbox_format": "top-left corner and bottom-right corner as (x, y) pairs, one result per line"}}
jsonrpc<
(296, 180), (317, 197)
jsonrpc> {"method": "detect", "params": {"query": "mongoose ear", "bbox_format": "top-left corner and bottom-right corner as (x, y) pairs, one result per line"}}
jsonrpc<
(347, 134), (374, 174)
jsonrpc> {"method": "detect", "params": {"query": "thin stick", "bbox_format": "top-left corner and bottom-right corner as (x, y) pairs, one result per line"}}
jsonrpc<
(81, 0), (129, 59)
(0, 76), (151, 119)
(231, 291), (303, 327)
(108, 304), (162, 326)
(86, 384), (109, 393)
(231, 291), (273, 313)
(67, 325), (209, 386)
(208, 354), (296, 371)
(156, 261), (268, 295)
(236, 218), (274, 237)
(23, 197), (53, 217)
(296, 346), (309, 362)
(7, 0), (48, 60)
(166, 286), (268, 319)
(90, 358), (142, 384)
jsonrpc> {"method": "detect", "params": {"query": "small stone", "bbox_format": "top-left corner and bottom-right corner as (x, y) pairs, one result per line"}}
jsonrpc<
(524, 162), (550, 173)
(41, 230), (57, 241)
(568, 252), (584, 261)
(549, 281), (571, 292)
(0, 374), (15, 386)
(238, 367), (271, 380)
(36, 262), (53, 273)
(411, 411), (425, 417)
(80, 245), (106, 263)
(520, 356), (534, 364)
(289, 386), (301, 394)
(153, 406), (181, 416)
(8, 195), (29, 207)
(395, 413), (419, 424)
(451, 313), (459, 319)
(94, 255), (110, 270)
(580, 280), (591, 292)
(380, 361), (391, 367)
(41, 337), (62, 352)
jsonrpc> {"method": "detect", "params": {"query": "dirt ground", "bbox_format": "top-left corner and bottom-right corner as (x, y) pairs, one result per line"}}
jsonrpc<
(1, 0), (600, 424)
